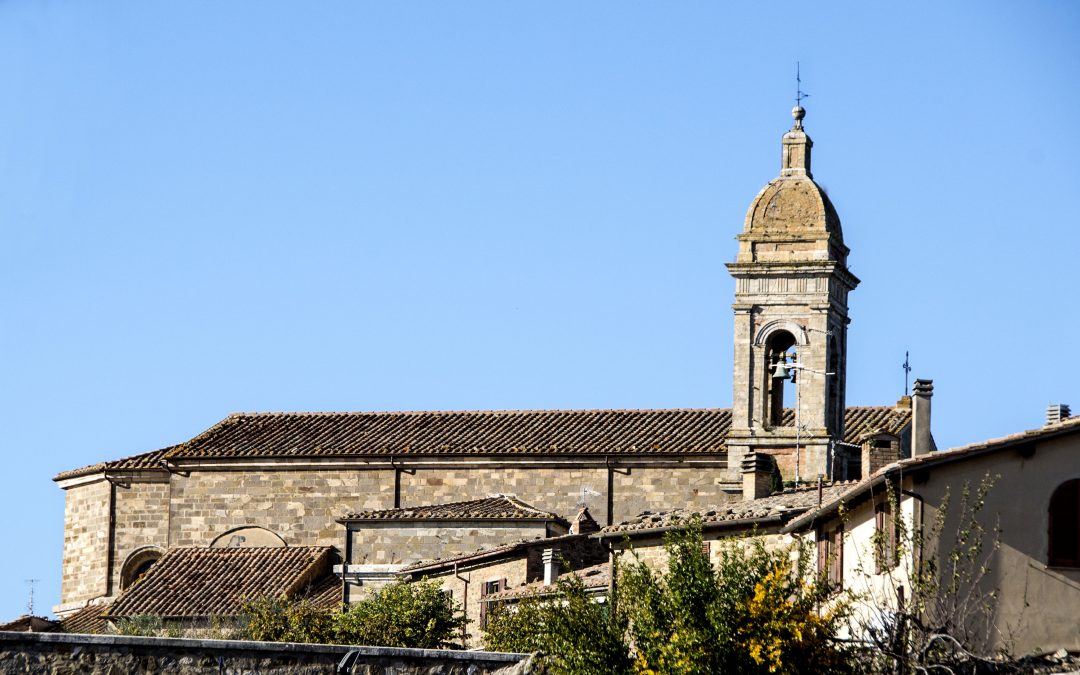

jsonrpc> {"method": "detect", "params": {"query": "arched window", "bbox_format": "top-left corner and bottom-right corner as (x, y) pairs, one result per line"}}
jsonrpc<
(120, 547), (164, 590)
(765, 330), (797, 428)
(1048, 479), (1080, 567)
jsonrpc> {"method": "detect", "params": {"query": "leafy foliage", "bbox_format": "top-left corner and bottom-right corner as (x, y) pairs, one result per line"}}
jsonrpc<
(239, 596), (334, 643)
(484, 520), (852, 675)
(483, 571), (631, 675)
(618, 521), (854, 675)
(333, 579), (466, 649)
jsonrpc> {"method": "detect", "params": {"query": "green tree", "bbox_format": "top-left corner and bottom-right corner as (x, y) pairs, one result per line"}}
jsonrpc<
(618, 520), (853, 675)
(483, 572), (632, 675)
(334, 579), (466, 649)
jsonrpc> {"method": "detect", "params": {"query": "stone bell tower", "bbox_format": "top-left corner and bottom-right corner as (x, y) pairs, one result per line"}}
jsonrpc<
(726, 105), (859, 485)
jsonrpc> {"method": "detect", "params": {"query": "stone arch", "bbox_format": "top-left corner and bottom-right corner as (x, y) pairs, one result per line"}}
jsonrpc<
(209, 526), (287, 549)
(753, 319), (808, 347)
(120, 545), (165, 590)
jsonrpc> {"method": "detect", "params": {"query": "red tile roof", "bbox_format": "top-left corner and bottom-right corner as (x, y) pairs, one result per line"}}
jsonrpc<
(54, 446), (175, 481)
(58, 406), (910, 473)
(340, 496), (561, 522)
(782, 415), (1080, 534)
(484, 562), (610, 602)
(58, 603), (110, 634)
(598, 481), (860, 535)
(106, 547), (332, 619)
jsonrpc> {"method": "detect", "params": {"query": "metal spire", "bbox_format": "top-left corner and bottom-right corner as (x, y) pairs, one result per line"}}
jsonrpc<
(903, 351), (912, 396)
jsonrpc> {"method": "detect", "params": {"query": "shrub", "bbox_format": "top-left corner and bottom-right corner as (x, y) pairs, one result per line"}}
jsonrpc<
(483, 572), (631, 675)
(239, 596), (334, 644)
(334, 579), (466, 649)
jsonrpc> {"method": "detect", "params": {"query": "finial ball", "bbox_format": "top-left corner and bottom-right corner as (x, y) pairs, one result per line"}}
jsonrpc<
(791, 105), (806, 121)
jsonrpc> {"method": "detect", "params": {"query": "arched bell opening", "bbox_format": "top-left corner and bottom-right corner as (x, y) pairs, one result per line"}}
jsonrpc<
(764, 330), (797, 428)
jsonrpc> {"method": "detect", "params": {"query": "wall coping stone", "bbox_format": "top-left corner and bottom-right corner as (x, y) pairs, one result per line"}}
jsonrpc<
(0, 631), (529, 664)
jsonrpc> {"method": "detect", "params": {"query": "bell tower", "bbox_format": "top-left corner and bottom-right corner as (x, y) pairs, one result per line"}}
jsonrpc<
(726, 105), (859, 485)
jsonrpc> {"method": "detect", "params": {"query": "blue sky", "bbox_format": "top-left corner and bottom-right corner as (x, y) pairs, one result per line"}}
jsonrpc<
(1, 1), (1077, 619)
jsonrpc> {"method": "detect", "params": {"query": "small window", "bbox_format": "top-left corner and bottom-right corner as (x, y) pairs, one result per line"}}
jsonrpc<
(1049, 479), (1080, 567)
(874, 501), (899, 574)
(479, 579), (506, 629)
(817, 526), (843, 591)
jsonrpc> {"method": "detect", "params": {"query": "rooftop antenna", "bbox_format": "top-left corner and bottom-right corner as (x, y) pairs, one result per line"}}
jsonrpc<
(25, 579), (39, 616)
(578, 486), (601, 508)
(795, 62), (809, 108)
(903, 351), (912, 396)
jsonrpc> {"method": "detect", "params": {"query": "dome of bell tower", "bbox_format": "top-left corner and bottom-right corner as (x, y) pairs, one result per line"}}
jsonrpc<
(735, 106), (847, 265)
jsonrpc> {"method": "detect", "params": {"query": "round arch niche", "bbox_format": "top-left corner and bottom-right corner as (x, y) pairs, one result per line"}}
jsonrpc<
(210, 526), (287, 549)
(120, 546), (165, 590)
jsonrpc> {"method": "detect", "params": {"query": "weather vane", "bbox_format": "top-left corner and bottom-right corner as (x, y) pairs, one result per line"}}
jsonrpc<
(903, 351), (912, 397)
(795, 61), (809, 108)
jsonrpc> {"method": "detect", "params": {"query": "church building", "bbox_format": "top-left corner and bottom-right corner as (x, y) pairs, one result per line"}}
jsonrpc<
(52, 105), (927, 619)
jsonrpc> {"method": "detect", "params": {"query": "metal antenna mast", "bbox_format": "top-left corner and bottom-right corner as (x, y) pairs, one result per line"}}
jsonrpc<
(903, 351), (912, 396)
(26, 579), (39, 616)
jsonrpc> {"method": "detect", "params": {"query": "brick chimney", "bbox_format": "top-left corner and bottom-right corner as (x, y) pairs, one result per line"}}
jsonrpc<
(542, 548), (561, 586)
(1046, 404), (1071, 426)
(912, 379), (935, 456)
(569, 506), (600, 535)
(861, 434), (900, 478)
(741, 452), (776, 500)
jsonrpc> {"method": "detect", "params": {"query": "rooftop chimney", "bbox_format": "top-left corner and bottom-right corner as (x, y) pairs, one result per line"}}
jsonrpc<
(912, 379), (935, 456)
(569, 506), (600, 535)
(1046, 403), (1071, 426)
(542, 548), (561, 586)
(741, 452), (777, 500)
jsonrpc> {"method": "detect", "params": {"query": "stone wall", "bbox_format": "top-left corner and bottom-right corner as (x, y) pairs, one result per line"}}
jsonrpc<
(59, 477), (111, 609)
(111, 475), (170, 594)
(0, 632), (531, 674)
(348, 521), (550, 566)
(431, 556), (531, 649)
(168, 469), (396, 549)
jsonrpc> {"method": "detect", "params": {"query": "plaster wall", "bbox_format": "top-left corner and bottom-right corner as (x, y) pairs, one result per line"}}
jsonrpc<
(912, 438), (1080, 654)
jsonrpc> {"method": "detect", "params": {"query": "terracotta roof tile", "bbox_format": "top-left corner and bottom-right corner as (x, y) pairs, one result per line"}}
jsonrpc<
(400, 532), (591, 574)
(783, 415), (1080, 534)
(54, 446), (175, 482)
(599, 481), (860, 535)
(340, 495), (560, 522)
(484, 562), (610, 602)
(58, 603), (110, 634)
(107, 547), (332, 619)
(144, 406), (906, 461)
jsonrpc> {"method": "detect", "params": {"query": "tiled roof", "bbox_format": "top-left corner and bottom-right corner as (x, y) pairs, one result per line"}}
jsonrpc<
(400, 533), (589, 575)
(107, 547), (332, 619)
(340, 496), (560, 522)
(0, 615), (60, 632)
(783, 415), (1080, 534)
(296, 574), (342, 611)
(146, 406), (906, 461)
(484, 562), (610, 602)
(58, 603), (110, 634)
(599, 481), (859, 535)
(54, 446), (175, 481)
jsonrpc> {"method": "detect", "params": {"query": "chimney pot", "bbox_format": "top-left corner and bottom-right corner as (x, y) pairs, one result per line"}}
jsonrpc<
(542, 548), (561, 586)
(912, 379), (935, 456)
(1046, 404), (1071, 426)
(741, 452), (777, 500)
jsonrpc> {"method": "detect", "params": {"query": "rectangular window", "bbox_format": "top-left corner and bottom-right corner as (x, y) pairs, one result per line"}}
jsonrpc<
(817, 525), (843, 591)
(479, 579), (505, 629)
(874, 501), (899, 574)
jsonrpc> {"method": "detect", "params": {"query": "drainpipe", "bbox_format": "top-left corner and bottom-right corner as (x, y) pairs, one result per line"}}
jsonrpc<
(454, 563), (469, 648)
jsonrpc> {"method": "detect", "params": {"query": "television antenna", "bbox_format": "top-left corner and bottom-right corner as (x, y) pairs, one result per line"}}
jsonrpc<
(25, 579), (39, 616)
(903, 351), (912, 396)
(578, 486), (601, 507)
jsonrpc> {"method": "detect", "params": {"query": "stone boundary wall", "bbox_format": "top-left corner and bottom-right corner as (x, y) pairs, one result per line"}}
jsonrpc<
(0, 631), (533, 674)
